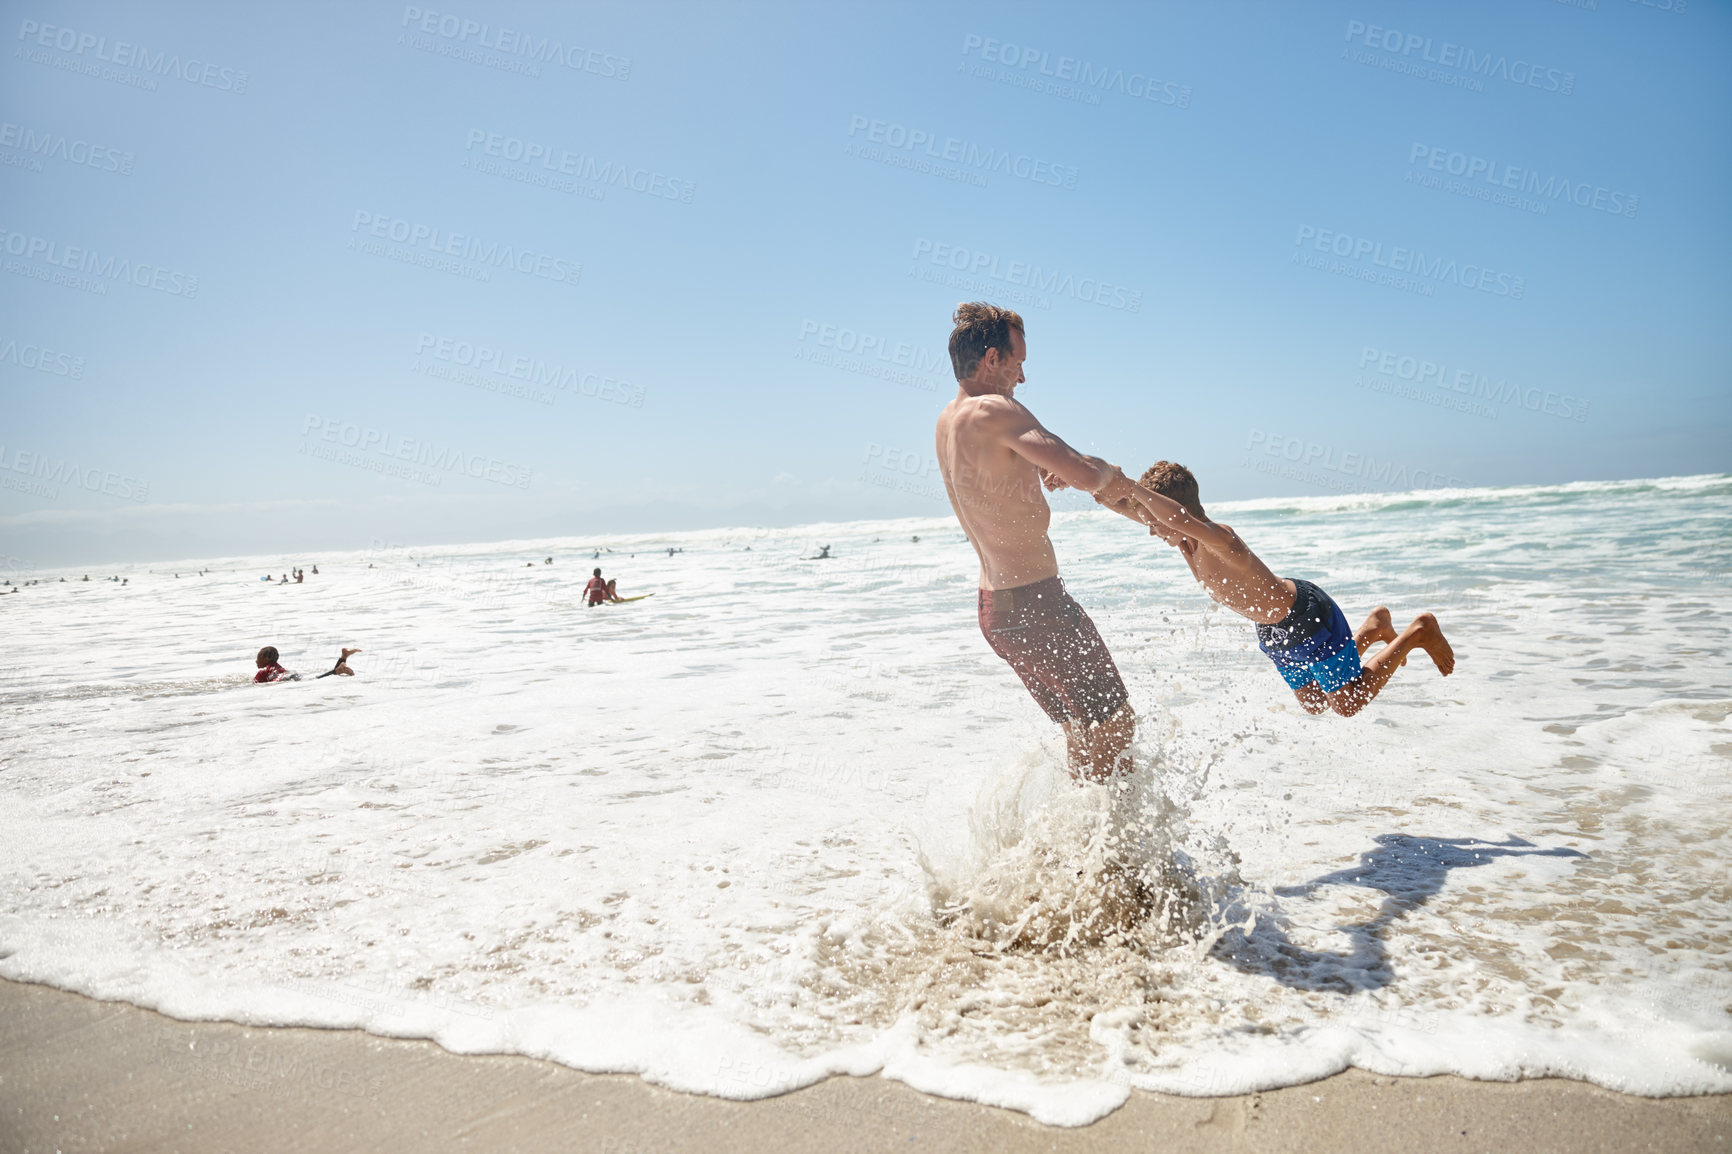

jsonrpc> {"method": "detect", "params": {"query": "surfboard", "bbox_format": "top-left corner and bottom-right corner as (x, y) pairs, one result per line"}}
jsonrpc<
(607, 594), (653, 603)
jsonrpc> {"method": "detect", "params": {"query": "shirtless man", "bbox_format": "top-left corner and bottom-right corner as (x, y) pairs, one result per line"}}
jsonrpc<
(934, 303), (1141, 782)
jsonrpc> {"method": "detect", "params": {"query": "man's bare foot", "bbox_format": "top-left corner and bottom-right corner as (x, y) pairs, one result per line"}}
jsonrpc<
(1408, 613), (1454, 676)
(340, 647), (361, 661)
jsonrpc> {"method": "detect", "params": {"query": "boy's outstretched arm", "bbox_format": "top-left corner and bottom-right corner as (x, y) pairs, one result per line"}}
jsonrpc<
(1111, 483), (1238, 555)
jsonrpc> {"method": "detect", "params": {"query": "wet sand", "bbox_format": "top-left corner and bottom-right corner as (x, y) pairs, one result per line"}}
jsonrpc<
(2, 978), (1725, 1153)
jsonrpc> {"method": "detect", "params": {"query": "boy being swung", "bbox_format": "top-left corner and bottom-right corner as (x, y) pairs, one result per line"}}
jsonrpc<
(1094, 462), (1454, 715)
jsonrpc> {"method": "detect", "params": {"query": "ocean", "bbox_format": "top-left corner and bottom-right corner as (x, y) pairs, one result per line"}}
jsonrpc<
(2, 474), (1729, 1126)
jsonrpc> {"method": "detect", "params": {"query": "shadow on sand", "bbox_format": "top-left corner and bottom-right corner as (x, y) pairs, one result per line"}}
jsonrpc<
(1210, 835), (1587, 994)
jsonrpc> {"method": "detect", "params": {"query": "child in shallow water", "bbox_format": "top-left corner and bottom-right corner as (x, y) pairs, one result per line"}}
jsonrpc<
(253, 646), (360, 683)
(1101, 461), (1454, 716)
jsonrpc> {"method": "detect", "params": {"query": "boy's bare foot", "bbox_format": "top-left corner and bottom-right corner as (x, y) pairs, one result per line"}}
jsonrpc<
(340, 647), (361, 661)
(1353, 607), (1397, 659)
(1409, 613), (1454, 676)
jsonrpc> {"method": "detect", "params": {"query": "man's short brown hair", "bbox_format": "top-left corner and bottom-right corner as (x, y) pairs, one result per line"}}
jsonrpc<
(948, 302), (1024, 381)
(1139, 461), (1206, 520)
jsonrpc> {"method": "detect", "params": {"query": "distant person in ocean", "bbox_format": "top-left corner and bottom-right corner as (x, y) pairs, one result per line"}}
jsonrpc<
(584, 568), (619, 606)
(1101, 461), (1454, 715)
(935, 302), (1141, 783)
(254, 646), (297, 682)
(254, 646), (361, 682)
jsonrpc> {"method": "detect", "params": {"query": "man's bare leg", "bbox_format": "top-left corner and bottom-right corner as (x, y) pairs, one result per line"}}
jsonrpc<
(1325, 613), (1454, 717)
(1354, 607), (1397, 656)
(1066, 704), (1136, 783)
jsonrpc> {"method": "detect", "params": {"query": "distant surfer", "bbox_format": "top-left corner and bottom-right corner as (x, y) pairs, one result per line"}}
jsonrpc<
(1102, 462), (1454, 714)
(584, 568), (620, 606)
(935, 303), (1141, 782)
(808, 545), (832, 560)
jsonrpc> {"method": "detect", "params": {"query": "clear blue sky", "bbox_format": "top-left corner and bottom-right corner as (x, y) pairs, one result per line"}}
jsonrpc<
(4, 0), (1728, 567)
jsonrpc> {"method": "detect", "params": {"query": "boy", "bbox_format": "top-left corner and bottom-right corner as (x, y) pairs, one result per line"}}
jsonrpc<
(253, 646), (360, 682)
(1104, 461), (1453, 716)
(254, 646), (296, 682)
(584, 568), (616, 606)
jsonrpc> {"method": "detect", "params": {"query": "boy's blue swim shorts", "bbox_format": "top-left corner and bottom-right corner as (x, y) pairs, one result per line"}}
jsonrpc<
(1256, 579), (1363, 694)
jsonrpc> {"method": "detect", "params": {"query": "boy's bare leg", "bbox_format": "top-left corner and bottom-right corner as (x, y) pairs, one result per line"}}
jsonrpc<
(1354, 607), (1396, 656)
(1292, 683), (1330, 714)
(1066, 704), (1136, 783)
(1325, 613), (1454, 717)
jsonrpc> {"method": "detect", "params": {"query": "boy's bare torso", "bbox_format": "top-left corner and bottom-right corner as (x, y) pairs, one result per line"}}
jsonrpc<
(936, 393), (1059, 590)
(1168, 522), (1296, 625)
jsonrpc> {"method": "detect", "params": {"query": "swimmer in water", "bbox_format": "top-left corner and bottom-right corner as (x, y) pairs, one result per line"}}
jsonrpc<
(253, 646), (298, 682)
(254, 646), (360, 682)
(1098, 461), (1454, 716)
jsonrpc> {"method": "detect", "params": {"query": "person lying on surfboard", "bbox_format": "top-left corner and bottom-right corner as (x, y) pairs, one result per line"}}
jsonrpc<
(1093, 461), (1454, 716)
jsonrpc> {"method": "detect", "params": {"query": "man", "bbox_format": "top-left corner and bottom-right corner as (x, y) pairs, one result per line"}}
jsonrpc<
(934, 302), (1140, 782)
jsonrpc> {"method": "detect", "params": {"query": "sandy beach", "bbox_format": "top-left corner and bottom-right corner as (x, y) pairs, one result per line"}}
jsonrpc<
(2, 978), (1726, 1153)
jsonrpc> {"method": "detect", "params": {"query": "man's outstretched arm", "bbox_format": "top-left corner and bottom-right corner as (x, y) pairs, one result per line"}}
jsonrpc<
(990, 401), (1136, 502)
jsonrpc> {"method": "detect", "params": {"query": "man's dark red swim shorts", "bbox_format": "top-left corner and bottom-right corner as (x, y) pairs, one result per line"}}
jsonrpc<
(977, 575), (1129, 727)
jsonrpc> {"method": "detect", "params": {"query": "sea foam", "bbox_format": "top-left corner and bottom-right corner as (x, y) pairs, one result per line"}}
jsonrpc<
(2, 475), (1730, 1123)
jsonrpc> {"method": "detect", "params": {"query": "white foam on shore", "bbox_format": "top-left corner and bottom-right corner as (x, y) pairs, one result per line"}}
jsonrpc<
(2, 476), (1730, 1124)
